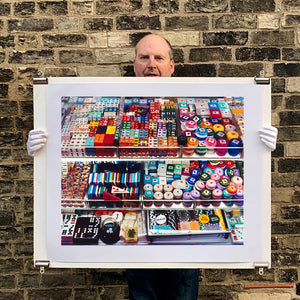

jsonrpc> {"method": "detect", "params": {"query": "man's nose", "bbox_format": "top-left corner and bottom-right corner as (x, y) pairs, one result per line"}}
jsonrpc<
(147, 56), (156, 68)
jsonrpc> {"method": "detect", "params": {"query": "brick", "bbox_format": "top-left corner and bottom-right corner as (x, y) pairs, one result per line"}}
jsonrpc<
(8, 19), (54, 32)
(108, 32), (129, 47)
(238, 293), (291, 300)
(18, 84), (33, 99)
(204, 269), (226, 282)
(0, 84), (9, 98)
(258, 14), (280, 29)
(284, 15), (300, 26)
(271, 236), (279, 250)
(272, 172), (300, 187)
(19, 164), (33, 180)
(0, 275), (15, 289)
(0, 68), (14, 82)
(116, 15), (161, 30)
(83, 18), (113, 31)
(173, 48), (184, 63)
(0, 131), (23, 146)
(278, 126), (300, 142)
(0, 101), (18, 115)
(271, 143), (284, 158)
(213, 14), (256, 29)
(99, 286), (128, 300)
(185, 0), (227, 12)
(150, 0), (179, 14)
(286, 142), (300, 157)
(189, 47), (231, 62)
(278, 159), (300, 173)
(88, 33), (107, 48)
(24, 226), (33, 240)
(0, 242), (12, 256)
(16, 180), (33, 194)
(272, 95), (283, 110)
(56, 19), (80, 32)
(203, 31), (248, 46)
(162, 32), (199, 46)
(231, 0), (275, 12)
(0, 211), (14, 226)
(0, 149), (12, 162)
(14, 2), (35, 16)
(37, 1), (68, 15)
(71, 1), (93, 15)
(272, 78), (285, 93)
(129, 32), (152, 46)
(286, 78), (300, 93)
(0, 36), (15, 48)
(274, 63), (300, 77)
(14, 242), (33, 256)
(44, 68), (77, 77)
(77, 66), (121, 77)
(123, 65), (135, 76)
(9, 50), (54, 64)
(27, 289), (72, 300)
(95, 49), (133, 64)
(41, 273), (87, 287)
(279, 111), (300, 126)
(283, 48), (300, 61)
(297, 283), (300, 296)
(236, 47), (280, 61)
(0, 259), (23, 273)
(278, 268), (298, 282)
(42, 34), (87, 48)
(252, 31), (295, 46)
(17, 35), (39, 48)
(0, 165), (18, 180)
(0, 292), (23, 300)
(173, 64), (216, 77)
(283, 0), (300, 11)
(59, 50), (94, 64)
(12, 149), (32, 163)
(232, 269), (275, 281)
(17, 274), (39, 288)
(272, 252), (299, 267)
(18, 67), (40, 81)
(0, 52), (4, 63)
(281, 236), (300, 251)
(0, 227), (22, 241)
(272, 221), (300, 234)
(0, 3), (10, 16)
(74, 289), (98, 300)
(16, 115), (33, 130)
(90, 270), (126, 285)
(96, 0), (142, 14)
(166, 16), (209, 30)
(219, 63), (263, 77)
(281, 205), (300, 219)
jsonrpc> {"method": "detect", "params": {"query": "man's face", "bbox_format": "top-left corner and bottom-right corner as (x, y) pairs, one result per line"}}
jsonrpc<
(133, 34), (175, 78)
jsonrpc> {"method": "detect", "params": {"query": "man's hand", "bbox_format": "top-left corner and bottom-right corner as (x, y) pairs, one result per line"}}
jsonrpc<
(259, 125), (278, 151)
(27, 129), (47, 156)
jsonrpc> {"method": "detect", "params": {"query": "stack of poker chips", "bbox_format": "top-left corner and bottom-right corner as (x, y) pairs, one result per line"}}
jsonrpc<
(177, 97), (244, 157)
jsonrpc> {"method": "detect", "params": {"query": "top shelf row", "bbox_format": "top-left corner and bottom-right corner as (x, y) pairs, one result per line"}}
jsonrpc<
(61, 96), (244, 159)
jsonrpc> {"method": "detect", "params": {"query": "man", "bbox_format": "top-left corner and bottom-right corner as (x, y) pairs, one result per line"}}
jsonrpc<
(27, 33), (278, 300)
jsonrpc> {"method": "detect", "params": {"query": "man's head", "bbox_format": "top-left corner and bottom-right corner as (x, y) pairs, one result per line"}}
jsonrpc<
(133, 34), (175, 77)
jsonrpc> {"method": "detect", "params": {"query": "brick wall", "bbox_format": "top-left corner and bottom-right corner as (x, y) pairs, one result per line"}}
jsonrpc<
(0, 0), (299, 299)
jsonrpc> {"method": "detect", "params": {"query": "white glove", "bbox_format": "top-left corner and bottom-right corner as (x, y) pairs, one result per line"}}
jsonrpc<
(259, 125), (278, 151)
(27, 129), (47, 157)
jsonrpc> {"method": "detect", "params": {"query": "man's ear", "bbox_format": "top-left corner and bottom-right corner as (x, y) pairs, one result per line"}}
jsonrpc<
(170, 60), (175, 75)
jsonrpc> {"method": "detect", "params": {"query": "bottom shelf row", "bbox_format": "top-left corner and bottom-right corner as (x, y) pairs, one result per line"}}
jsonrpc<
(61, 208), (244, 246)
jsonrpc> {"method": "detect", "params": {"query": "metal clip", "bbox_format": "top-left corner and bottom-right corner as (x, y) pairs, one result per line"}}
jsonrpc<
(33, 78), (48, 85)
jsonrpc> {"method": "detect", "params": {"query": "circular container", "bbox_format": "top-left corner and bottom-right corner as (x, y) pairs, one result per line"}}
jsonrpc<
(231, 175), (243, 186)
(194, 141), (207, 156)
(210, 173), (220, 182)
(143, 184), (153, 191)
(183, 183), (192, 192)
(200, 189), (212, 207)
(173, 188), (183, 201)
(185, 120), (198, 131)
(212, 124), (225, 133)
(225, 168), (235, 178)
(201, 121), (213, 129)
(183, 137), (199, 156)
(204, 137), (217, 154)
(226, 184), (238, 195)
(153, 184), (163, 193)
(212, 188), (223, 207)
(187, 176), (197, 186)
(199, 172), (210, 181)
(225, 124), (236, 133)
(216, 177), (230, 190)
(194, 180), (205, 191)
(203, 167), (213, 176)
(194, 127), (208, 141)
(164, 191), (174, 207)
(183, 191), (193, 207)
(214, 167), (224, 176)
(190, 115), (202, 125)
(143, 190), (154, 207)
(216, 138), (228, 156)
(228, 138), (243, 156)
(226, 130), (239, 140)
(206, 179), (217, 190)
(164, 184), (173, 193)
(153, 191), (163, 207)
(190, 168), (201, 178)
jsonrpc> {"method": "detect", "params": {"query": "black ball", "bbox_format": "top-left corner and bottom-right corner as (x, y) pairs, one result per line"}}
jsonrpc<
(177, 135), (188, 146)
